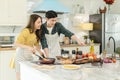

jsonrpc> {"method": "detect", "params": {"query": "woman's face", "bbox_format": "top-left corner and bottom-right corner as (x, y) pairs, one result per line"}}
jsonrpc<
(46, 18), (57, 27)
(34, 17), (42, 30)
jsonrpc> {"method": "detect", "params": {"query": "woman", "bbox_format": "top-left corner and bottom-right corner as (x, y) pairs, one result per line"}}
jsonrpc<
(14, 14), (44, 80)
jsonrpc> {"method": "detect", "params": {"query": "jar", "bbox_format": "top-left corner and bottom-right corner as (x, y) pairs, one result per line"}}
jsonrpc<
(76, 51), (82, 59)
(62, 50), (69, 59)
(63, 37), (70, 45)
(61, 49), (64, 56)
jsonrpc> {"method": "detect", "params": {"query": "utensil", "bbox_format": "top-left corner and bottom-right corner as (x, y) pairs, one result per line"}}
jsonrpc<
(34, 53), (44, 60)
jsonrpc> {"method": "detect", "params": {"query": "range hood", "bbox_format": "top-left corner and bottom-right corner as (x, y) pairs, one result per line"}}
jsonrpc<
(32, 0), (70, 14)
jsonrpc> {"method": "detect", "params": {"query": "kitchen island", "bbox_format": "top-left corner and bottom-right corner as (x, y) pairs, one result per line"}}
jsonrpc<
(20, 60), (120, 80)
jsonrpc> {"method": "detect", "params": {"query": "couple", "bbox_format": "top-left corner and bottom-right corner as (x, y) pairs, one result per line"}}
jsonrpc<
(14, 10), (85, 80)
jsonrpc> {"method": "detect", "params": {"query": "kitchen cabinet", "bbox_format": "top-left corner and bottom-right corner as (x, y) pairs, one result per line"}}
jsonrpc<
(0, 0), (27, 25)
(60, 44), (100, 54)
(0, 50), (16, 80)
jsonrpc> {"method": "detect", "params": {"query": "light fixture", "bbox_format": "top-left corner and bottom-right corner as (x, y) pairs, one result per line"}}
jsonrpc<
(80, 23), (93, 30)
(32, 0), (70, 14)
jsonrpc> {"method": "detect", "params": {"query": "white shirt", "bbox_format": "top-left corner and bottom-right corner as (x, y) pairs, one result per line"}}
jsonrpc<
(47, 27), (53, 34)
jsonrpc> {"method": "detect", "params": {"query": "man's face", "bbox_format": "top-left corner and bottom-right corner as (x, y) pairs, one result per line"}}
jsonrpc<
(46, 18), (57, 27)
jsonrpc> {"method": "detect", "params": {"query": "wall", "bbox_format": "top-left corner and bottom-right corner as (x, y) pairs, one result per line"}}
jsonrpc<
(59, 0), (120, 14)
(28, 0), (120, 14)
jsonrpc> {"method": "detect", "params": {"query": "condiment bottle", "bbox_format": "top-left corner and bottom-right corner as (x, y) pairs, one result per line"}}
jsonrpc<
(102, 50), (106, 58)
(72, 50), (76, 59)
(78, 51), (82, 59)
(76, 48), (80, 59)
(90, 40), (94, 54)
(61, 49), (64, 56)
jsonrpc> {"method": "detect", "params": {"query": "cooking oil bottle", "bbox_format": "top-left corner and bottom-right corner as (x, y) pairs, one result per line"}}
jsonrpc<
(90, 40), (94, 54)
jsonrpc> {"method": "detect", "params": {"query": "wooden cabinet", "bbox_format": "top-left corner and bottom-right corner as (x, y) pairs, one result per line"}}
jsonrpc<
(0, 0), (27, 25)
(0, 50), (16, 80)
(60, 44), (100, 54)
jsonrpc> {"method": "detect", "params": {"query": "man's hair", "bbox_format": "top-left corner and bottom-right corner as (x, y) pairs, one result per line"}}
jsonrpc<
(45, 10), (57, 19)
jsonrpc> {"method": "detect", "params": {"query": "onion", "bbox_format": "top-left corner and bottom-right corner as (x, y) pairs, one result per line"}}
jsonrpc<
(103, 58), (112, 63)
(108, 59), (112, 63)
(103, 58), (108, 63)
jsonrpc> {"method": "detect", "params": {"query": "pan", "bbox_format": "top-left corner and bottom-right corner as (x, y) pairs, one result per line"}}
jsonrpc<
(34, 54), (55, 64)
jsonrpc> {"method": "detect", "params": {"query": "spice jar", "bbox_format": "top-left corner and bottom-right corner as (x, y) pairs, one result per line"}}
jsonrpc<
(72, 50), (76, 59)
(61, 49), (64, 56)
(62, 50), (69, 59)
(63, 37), (70, 45)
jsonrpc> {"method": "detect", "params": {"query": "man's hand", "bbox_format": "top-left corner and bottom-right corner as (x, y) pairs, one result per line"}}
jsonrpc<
(78, 41), (85, 46)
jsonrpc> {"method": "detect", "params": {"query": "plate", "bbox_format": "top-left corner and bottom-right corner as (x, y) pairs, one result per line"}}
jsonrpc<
(62, 65), (80, 70)
(32, 65), (55, 69)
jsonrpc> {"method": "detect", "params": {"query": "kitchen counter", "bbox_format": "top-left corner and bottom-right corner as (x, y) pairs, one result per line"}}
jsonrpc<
(0, 47), (16, 51)
(20, 60), (120, 80)
(60, 43), (100, 48)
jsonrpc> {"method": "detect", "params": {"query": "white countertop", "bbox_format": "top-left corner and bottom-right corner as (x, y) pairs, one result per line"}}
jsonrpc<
(20, 60), (120, 80)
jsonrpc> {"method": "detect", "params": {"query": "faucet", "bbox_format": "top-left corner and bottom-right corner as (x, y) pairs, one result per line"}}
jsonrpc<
(107, 36), (116, 58)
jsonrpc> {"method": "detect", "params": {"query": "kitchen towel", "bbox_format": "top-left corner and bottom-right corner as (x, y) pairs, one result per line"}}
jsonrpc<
(9, 53), (15, 69)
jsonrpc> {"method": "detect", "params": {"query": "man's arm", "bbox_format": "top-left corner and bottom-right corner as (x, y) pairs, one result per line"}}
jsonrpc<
(40, 34), (49, 57)
(58, 23), (85, 45)
(43, 48), (49, 57)
(58, 23), (74, 38)
(40, 26), (49, 57)
(71, 35), (85, 45)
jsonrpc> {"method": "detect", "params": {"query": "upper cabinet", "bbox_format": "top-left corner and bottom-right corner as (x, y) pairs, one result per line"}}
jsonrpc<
(0, 0), (27, 25)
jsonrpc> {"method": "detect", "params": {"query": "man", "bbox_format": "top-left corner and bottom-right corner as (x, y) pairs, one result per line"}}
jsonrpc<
(41, 10), (84, 58)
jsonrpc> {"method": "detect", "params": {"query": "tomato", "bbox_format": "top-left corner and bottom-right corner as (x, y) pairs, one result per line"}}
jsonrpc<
(82, 54), (85, 58)
(88, 53), (92, 57)
(93, 55), (97, 61)
(86, 53), (88, 57)
(88, 56), (93, 60)
(112, 59), (116, 63)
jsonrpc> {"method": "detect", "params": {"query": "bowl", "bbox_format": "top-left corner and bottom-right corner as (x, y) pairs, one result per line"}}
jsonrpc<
(40, 58), (55, 64)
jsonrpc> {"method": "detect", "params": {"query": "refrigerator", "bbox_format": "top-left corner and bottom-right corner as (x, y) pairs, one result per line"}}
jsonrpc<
(89, 14), (120, 54)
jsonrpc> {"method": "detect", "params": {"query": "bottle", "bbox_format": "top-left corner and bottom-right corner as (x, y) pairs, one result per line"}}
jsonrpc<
(76, 48), (80, 59)
(102, 49), (106, 58)
(90, 40), (94, 54)
(78, 51), (82, 59)
(87, 36), (90, 44)
(61, 49), (64, 57)
(72, 50), (76, 59)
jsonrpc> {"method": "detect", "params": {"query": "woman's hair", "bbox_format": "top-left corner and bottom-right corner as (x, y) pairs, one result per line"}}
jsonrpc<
(45, 10), (57, 19)
(26, 14), (42, 41)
